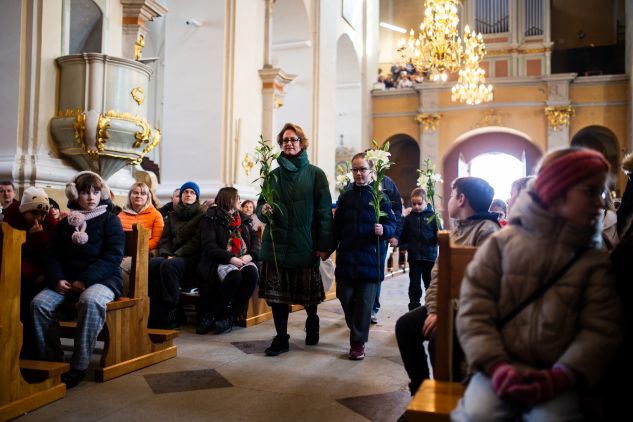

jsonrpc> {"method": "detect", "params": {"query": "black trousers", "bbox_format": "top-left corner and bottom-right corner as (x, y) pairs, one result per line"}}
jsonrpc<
(210, 265), (258, 319)
(407, 260), (435, 306)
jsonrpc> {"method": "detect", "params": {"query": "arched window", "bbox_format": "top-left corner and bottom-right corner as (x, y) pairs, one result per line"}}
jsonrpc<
(69, 0), (102, 54)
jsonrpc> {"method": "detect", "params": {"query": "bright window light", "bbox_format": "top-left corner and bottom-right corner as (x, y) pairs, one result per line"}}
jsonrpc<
(380, 22), (407, 33)
(466, 153), (525, 202)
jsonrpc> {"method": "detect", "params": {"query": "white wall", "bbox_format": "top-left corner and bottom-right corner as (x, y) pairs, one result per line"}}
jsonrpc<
(159, 1), (226, 199)
(0, 0), (22, 179)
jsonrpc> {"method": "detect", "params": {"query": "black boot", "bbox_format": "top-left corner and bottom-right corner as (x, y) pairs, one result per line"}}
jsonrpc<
(305, 315), (320, 345)
(214, 317), (234, 334)
(265, 334), (290, 356)
(162, 306), (179, 330)
(196, 313), (215, 335)
(61, 368), (87, 389)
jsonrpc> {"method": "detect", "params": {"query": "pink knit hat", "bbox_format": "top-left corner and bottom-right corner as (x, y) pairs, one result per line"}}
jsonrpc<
(534, 149), (610, 207)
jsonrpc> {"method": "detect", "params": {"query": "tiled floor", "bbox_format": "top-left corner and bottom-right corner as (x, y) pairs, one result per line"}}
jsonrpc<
(19, 273), (414, 421)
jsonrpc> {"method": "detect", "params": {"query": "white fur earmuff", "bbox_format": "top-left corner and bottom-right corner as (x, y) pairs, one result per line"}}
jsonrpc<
(65, 170), (111, 202)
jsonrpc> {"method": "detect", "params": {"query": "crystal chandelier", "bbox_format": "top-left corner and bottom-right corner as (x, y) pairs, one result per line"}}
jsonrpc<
(396, 0), (493, 104)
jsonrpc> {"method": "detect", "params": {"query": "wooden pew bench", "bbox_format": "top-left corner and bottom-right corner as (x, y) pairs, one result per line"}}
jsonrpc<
(58, 224), (178, 382)
(405, 231), (476, 421)
(0, 223), (70, 421)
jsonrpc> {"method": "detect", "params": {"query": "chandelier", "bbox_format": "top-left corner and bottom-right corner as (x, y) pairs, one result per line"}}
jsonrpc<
(396, 0), (493, 104)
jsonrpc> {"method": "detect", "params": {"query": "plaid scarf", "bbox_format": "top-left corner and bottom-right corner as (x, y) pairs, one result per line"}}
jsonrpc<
(226, 211), (247, 257)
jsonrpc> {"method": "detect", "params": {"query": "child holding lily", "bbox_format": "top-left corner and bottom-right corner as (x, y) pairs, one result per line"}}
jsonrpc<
(334, 151), (397, 360)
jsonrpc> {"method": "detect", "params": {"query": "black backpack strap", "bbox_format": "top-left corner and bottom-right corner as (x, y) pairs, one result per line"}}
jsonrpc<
(497, 247), (589, 330)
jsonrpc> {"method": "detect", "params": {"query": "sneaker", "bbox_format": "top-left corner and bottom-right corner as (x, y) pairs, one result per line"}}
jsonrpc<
(196, 314), (215, 335)
(370, 311), (378, 324)
(61, 368), (87, 389)
(214, 317), (234, 334)
(305, 315), (319, 345)
(349, 341), (365, 360)
(265, 334), (290, 356)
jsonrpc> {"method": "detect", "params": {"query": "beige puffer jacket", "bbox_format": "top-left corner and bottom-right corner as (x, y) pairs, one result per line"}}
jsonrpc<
(456, 190), (622, 386)
(424, 217), (500, 314)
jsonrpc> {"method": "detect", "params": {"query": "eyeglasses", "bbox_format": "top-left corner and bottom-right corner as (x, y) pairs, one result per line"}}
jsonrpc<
(351, 167), (370, 173)
(282, 137), (301, 144)
(574, 186), (607, 200)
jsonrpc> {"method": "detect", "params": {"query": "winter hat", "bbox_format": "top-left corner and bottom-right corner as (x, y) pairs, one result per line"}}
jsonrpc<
(179, 181), (200, 201)
(65, 171), (111, 202)
(19, 187), (50, 214)
(48, 197), (60, 210)
(534, 149), (610, 207)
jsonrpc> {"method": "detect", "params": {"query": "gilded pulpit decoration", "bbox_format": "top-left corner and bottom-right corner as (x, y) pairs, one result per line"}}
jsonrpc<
(242, 153), (255, 176)
(544, 106), (574, 131)
(131, 87), (145, 105)
(134, 34), (145, 60)
(415, 113), (442, 132)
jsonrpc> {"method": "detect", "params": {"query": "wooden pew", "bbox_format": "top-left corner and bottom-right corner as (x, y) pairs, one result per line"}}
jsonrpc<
(405, 231), (477, 421)
(59, 224), (178, 382)
(0, 223), (69, 421)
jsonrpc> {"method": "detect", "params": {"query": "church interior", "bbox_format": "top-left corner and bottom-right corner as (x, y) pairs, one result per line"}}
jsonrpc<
(1, 0), (631, 420)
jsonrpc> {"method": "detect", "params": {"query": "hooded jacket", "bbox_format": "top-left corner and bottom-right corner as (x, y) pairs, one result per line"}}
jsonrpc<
(399, 203), (439, 262)
(158, 202), (206, 264)
(456, 190), (622, 386)
(46, 200), (124, 297)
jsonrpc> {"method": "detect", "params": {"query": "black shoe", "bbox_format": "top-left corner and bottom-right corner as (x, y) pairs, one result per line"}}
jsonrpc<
(214, 317), (234, 334)
(305, 315), (319, 345)
(265, 334), (290, 356)
(408, 302), (421, 311)
(61, 368), (87, 389)
(196, 314), (215, 335)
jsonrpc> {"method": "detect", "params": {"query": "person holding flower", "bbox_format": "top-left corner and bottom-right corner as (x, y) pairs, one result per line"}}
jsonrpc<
(256, 123), (334, 356)
(334, 152), (397, 360)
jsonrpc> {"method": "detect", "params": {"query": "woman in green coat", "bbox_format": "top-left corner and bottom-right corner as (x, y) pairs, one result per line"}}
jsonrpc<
(257, 122), (334, 356)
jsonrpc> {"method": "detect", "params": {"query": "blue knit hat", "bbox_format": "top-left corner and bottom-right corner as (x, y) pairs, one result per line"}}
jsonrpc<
(179, 181), (200, 201)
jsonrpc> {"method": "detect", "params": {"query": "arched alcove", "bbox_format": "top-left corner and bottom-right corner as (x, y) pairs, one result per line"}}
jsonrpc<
(69, 0), (103, 54)
(336, 34), (362, 174)
(384, 134), (420, 205)
(442, 127), (542, 220)
(272, 0), (313, 133)
(571, 125), (619, 189)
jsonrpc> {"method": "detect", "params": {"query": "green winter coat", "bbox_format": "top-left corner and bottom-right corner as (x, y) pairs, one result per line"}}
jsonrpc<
(256, 150), (334, 268)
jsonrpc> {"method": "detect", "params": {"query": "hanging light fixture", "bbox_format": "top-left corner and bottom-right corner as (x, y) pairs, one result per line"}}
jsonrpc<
(396, 0), (493, 104)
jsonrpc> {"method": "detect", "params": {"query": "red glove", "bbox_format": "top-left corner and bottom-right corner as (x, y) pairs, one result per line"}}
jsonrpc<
(491, 362), (524, 398)
(506, 367), (572, 405)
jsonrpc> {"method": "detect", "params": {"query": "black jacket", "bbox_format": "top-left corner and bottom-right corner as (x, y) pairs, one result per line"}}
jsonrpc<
(197, 207), (260, 286)
(399, 204), (439, 262)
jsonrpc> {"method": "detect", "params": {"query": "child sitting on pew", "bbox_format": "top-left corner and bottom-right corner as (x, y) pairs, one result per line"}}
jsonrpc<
(31, 171), (124, 388)
(395, 177), (500, 395)
(1, 187), (57, 358)
(452, 148), (622, 420)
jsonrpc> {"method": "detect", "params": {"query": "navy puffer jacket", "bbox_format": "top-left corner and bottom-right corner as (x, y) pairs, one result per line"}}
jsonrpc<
(399, 203), (439, 262)
(334, 184), (397, 282)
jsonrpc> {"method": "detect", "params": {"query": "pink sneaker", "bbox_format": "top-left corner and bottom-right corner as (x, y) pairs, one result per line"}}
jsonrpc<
(349, 341), (365, 360)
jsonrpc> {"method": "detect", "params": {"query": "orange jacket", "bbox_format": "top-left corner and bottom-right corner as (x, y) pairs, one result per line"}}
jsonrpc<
(118, 204), (164, 250)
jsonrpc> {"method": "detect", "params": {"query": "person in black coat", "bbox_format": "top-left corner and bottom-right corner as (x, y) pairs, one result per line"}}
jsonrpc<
(31, 171), (124, 388)
(399, 188), (439, 311)
(196, 187), (260, 335)
(334, 152), (397, 360)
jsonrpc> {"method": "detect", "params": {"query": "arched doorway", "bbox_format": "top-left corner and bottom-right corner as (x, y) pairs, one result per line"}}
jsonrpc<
(335, 34), (362, 173)
(571, 125), (620, 191)
(272, 0), (313, 133)
(442, 127), (542, 222)
(384, 134), (420, 205)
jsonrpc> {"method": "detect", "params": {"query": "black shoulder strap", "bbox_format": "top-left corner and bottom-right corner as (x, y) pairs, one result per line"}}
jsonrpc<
(497, 247), (588, 329)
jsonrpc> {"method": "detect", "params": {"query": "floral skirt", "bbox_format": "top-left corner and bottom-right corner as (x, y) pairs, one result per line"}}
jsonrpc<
(258, 262), (325, 306)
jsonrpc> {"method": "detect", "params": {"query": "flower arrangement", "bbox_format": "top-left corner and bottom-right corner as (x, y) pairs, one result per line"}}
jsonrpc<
(417, 158), (444, 229)
(253, 135), (282, 274)
(365, 140), (394, 281)
(335, 161), (352, 194)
